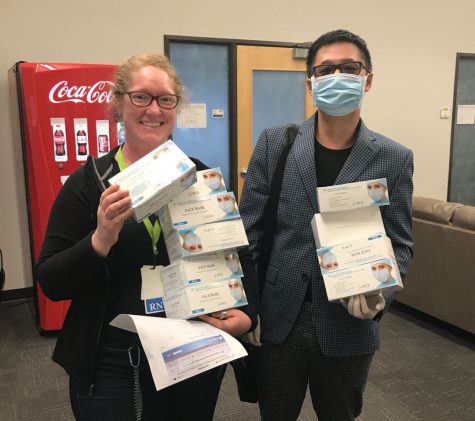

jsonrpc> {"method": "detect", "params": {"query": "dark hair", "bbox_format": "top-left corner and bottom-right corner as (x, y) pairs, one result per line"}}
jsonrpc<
(306, 29), (372, 76)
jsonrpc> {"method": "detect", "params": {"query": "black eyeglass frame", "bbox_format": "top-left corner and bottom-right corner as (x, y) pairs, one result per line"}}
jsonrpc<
(123, 91), (181, 109)
(311, 61), (370, 78)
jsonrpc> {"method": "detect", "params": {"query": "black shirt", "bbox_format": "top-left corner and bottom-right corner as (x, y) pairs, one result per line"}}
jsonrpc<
(314, 140), (353, 187)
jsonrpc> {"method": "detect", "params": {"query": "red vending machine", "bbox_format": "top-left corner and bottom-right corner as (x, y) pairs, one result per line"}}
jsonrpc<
(10, 62), (121, 332)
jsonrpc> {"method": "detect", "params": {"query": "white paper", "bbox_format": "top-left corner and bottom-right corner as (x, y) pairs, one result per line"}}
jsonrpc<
(177, 103), (207, 128)
(311, 207), (385, 248)
(110, 315), (247, 391)
(457, 104), (475, 125)
(318, 178), (390, 213)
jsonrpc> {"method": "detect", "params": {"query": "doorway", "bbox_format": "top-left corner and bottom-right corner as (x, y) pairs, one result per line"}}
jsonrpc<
(165, 36), (313, 199)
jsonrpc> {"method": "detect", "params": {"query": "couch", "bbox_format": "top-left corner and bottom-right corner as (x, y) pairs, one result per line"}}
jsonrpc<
(396, 196), (475, 334)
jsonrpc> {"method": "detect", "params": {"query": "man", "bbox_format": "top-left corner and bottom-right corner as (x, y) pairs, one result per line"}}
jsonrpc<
(367, 180), (389, 205)
(217, 193), (240, 217)
(202, 169), (226, 193)
(239, 29), (413, 420)
(371, 260), (397, 288)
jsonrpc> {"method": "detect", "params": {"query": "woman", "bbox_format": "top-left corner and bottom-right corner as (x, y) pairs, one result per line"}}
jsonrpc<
(35, 54), (258, 421)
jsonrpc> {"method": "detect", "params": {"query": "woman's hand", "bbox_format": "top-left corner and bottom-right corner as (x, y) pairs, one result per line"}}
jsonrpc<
(199, 308), (252, 337)
(91, 185), (134, 257)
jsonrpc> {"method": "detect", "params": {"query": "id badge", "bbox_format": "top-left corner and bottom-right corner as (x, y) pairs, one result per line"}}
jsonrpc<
(141, 265), (166, 314)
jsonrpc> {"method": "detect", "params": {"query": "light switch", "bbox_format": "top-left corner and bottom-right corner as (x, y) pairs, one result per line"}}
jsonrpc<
(440, 108), (451, 119)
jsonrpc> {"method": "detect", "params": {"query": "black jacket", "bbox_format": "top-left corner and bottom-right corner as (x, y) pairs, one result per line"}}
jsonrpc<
(35, 146), (258, 393)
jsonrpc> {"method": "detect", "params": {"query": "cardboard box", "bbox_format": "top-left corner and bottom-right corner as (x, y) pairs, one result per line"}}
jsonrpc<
(317, 233), (403, 301)
(109, 140), (196, 222)
(160, 250), (244, 293)
(164, 219), (249, 261)
(311, 207), (385, 248)
(173, 167), (227, 201)
(317, 178), (390, 213)
(159, 192), (240, 238)
(163, 278), (248, 319)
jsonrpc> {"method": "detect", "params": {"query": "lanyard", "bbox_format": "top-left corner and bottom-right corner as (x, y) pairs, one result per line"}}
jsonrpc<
(115, 146), (161, 256)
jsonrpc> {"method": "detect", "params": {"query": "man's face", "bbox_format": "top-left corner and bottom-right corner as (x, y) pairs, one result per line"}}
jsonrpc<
(371, 263), (392, 282)
(320, 252), (338, 270)
(367, 182), (387, 192)
(203, 171), (221, 182)
(371, 263), (391, 272)
(309, 42), (373, 93)
(225, 253), (237, 263)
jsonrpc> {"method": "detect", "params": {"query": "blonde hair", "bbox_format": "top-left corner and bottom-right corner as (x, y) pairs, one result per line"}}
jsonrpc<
(110, 53), (186, 120)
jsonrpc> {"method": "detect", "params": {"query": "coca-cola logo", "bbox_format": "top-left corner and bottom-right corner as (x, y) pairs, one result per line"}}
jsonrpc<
(48, 80), (114, 104)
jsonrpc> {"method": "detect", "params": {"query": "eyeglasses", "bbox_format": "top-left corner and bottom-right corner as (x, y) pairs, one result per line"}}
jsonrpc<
(124, 92), (180, 109)
(312, 61), (369, 78)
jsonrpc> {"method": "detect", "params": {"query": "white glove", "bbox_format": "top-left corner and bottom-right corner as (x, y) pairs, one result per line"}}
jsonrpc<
(340, 293), (385, 320)
(240, 316), (262, 347)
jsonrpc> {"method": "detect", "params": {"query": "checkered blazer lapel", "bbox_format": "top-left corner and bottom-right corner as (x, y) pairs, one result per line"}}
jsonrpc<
(334, 121), (380, 185)
(293, 117), (319, 214)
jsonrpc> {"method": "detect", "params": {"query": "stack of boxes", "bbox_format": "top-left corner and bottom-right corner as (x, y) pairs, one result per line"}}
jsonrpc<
(159, 168), (249, 319)
(109, 140), (197, 223)
(109, 142), (249, 318)
(311, 178), (403, 301)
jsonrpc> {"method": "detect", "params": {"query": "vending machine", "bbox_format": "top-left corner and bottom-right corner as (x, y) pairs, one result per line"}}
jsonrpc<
(9, 62), (120, 332)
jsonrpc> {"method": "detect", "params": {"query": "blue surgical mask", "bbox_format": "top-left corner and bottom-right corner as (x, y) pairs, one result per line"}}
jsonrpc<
(226, 259), (240, 274)
(219, 200), (235, 215)
(368, 188), (385, 202)
(373, 268), (390, 283)
(205, 178), (221, 191)
(322, 252), (337, 266)
(230, 287), (244, 302)
(311, 74), (366, 116)
(184, 232), (200, 246)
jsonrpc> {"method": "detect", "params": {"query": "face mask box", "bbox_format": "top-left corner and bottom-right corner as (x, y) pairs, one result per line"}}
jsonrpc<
(160, 250), (244, 294)
(164, 219), (249, 261)
(109, 140), (196, 222)
(158, 192), (240, 238)
(317, 233), (403, 301)
(311, 207), (385, 248)
(173, 167), (227, 201)
(163, 278), (248, 320)
(317, 178), (390, 213)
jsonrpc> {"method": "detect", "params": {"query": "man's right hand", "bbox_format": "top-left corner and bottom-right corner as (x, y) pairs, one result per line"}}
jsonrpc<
(340, 293), (385, 320)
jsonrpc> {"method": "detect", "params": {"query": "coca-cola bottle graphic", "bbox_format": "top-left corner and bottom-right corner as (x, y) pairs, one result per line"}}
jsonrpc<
(76, 129), (88, 155)
(97, 134), (109, 154)
(54, 129), (65, 156)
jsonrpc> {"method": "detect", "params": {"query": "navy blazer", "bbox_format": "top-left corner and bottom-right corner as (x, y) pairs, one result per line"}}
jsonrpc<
(239, 114), (414, 357)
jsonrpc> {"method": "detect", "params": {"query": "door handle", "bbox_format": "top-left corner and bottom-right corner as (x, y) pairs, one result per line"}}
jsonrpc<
(240, 167), (247, 177)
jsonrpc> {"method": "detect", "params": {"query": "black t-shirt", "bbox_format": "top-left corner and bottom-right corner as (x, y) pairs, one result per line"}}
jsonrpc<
(314, 140), (353, 187)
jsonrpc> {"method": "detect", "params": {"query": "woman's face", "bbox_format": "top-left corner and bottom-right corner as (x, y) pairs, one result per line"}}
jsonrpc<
(121, 66), (177, 155)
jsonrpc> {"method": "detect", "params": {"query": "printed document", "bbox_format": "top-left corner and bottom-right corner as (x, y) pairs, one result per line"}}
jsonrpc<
(110, 315), (247, 391)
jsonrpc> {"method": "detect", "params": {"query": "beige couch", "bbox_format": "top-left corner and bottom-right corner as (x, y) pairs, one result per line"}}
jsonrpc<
(396, 196), (475, 334)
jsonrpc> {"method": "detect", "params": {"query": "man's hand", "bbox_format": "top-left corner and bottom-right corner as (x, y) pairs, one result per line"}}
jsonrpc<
(340, 293), (385, 320)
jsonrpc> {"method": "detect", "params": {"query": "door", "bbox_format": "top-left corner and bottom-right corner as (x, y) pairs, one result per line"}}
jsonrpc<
(169, 42), (232, 188)
(448, 53), (475, 205)
(236, 45), (314, 198)
(166, 38), (314, 198)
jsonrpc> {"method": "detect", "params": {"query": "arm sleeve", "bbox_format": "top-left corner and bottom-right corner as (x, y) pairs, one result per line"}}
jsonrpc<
(380, 148), (414, 311)
(238, 128), (272, 260)
(236, 247), (259, 331)
(35, 168), (108, 301)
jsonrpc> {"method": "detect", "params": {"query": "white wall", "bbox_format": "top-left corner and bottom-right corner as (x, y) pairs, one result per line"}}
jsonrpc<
(1, 0), (474, 291)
